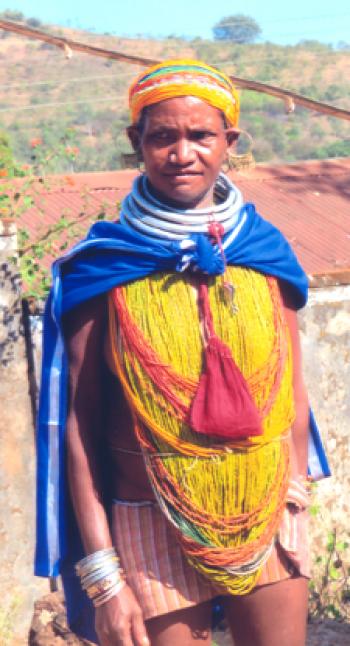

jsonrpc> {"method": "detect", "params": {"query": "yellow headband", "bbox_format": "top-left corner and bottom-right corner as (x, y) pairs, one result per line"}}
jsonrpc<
(129, 59), (240, 127)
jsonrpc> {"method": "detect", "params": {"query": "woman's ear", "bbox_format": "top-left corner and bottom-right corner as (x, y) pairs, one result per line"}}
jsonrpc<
(126, 125), (141, 152)
(225, 128), (241, 149)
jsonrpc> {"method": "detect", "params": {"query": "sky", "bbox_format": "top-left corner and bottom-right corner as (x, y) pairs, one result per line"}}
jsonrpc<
(1, 0), (350, 45)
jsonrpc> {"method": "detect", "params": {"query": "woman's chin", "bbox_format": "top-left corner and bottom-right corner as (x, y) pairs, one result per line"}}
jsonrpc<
(148, 181), (213, 210)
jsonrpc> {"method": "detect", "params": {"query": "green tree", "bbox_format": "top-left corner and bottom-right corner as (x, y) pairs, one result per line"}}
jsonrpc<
(213, 14), (261, 43)
(0, 9), (24, 21)
(26, 17), (42, 28)
(0, 132), (13, 170)
(337, 41), (350, 50)
(0, 137), (117, 297)
(0, 132), (26, 176)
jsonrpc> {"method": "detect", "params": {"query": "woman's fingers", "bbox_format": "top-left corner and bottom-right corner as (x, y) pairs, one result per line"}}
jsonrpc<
(115, 629), (134, 646)
(99, 622), (133, 646)
(131, 609), (150, 646)
(95, 585), (149, 646)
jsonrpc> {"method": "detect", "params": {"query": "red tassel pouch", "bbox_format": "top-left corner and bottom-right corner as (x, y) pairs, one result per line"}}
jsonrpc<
(188, 282), (263, 440)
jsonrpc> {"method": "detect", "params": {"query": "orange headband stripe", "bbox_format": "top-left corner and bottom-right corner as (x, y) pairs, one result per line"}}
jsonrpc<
(129, 59), (240, 127)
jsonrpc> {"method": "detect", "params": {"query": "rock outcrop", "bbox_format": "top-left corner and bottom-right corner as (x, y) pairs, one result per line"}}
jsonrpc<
(29, 592), (93, 645)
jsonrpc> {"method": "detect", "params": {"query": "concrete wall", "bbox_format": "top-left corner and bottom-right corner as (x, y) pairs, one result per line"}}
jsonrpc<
(0, 221), (46, 645)
(300, 286), (350, 577)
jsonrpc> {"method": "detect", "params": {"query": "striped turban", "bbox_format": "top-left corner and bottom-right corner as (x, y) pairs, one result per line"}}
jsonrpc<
(129, 59), (240, 128)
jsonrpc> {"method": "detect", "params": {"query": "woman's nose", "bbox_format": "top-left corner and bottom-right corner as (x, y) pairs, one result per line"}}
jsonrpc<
(169, 138), (196, 165)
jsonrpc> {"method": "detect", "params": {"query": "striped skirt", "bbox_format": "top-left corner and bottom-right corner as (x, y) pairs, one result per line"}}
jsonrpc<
(111, 500), (309, 620)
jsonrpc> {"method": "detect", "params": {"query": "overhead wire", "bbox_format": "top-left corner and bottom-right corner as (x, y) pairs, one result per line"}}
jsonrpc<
(4, 11), (349, 45)
(213, 12), (350, 25)
(1, 88), (348, 118)
(260, 28), (350, 39)
(2, 48), (347, 94)
(212, 13), (350, 28)
(0, 71), (137, 90)
(0, 96), (126, 113)
(2, 50), (347, 95)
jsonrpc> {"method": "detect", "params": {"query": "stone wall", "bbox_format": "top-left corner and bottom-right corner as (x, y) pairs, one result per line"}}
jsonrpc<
(0, 220), (46, 645)
(300, 285), (350, 583)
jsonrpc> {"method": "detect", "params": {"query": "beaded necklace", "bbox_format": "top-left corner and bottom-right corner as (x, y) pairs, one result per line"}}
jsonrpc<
(108, 268), (294, 594)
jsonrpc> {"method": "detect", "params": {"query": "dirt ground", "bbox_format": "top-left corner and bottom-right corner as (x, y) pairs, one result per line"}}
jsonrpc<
(213, 619), (350, 646)
(27, 593), (350, 645)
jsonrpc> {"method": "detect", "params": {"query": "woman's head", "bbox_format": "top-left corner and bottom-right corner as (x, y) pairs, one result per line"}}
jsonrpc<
(127, 60), (240, 209)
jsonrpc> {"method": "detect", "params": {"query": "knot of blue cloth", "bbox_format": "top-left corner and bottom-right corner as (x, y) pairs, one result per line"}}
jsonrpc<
(173, 234), (225, 275)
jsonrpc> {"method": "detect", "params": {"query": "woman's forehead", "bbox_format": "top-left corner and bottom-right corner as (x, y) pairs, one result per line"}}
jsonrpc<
(143, 96), (224, 127)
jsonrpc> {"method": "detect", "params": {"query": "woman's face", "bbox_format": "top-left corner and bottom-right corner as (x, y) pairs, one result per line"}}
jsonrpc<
(128, 96), (239, 209)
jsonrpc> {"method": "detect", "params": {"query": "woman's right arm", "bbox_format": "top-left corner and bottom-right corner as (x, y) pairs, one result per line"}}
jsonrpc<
(64, 294), (149, 646)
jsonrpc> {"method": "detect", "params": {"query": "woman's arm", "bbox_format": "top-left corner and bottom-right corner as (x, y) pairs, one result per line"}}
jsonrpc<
(280, 284), (309, 477)
(63, 295), (149, 646)
(64, 295), (111, 551)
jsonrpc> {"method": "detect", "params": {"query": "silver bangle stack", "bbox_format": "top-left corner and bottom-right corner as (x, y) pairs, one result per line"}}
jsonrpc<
(75, 547), (126, 607)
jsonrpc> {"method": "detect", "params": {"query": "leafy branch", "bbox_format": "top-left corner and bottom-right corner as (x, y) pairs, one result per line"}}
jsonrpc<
(1, 132), (118, 298)
(309, 527), (350, 621)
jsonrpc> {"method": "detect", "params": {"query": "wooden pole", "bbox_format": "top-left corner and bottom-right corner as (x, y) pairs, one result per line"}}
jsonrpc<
(1, 19), (350, 122)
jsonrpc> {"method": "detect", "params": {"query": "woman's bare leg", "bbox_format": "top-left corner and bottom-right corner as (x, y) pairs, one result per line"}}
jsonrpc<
(222, 576), (308, 646)
(145, 600), (212, 646)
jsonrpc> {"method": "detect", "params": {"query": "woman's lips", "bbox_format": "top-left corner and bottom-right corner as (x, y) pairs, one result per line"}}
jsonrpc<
(165, 172), (201, 180)
(165, 171), (200, 176)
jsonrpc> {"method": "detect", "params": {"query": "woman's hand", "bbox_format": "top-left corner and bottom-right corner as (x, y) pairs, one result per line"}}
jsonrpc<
(95, 583), (150, 646)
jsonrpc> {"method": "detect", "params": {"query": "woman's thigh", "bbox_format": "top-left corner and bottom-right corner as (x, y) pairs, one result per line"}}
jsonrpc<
(145, 600), (212, 646)
(222, 576), (308, 646)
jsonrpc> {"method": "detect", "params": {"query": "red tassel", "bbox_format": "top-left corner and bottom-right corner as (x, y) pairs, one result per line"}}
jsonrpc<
(189, 335), (263, 440)
(189, 281), (262, 440)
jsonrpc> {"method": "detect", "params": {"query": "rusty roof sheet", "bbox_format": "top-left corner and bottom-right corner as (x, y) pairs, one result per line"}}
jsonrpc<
(17, 159), (350, 282)
(232, 158), (350, 280)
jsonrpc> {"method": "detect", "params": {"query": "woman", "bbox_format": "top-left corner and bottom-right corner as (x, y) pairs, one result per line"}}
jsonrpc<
(36, 60), (325, 646)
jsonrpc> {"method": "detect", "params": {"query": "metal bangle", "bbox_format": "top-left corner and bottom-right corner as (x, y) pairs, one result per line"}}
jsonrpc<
(93, 580), (126, 607)
(75, 548), (118, 576)
(81, 563), (123, 589)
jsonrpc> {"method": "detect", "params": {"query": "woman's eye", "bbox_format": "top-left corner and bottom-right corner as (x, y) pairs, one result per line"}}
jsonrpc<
(192, 131), (215, 141)
(150, 131), (170, 142)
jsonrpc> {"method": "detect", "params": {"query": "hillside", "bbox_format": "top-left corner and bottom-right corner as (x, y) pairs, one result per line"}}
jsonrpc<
(0, 19), (349, 173)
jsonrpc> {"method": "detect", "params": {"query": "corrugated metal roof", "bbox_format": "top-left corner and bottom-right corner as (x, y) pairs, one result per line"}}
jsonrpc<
(17, 159), (350, 282)
(234, 159), (350, 279)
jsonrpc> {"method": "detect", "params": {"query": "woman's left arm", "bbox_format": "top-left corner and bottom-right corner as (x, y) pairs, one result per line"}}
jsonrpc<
(280, 284), (309, 477)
